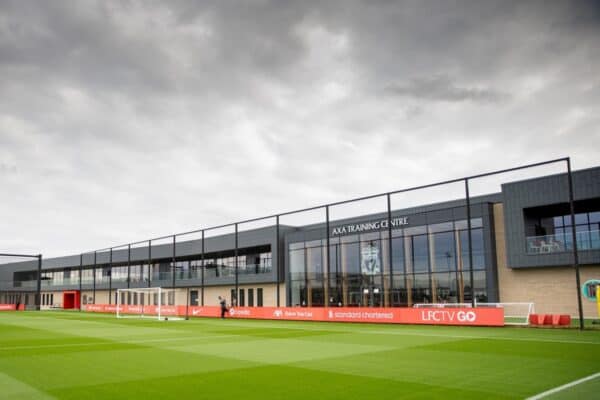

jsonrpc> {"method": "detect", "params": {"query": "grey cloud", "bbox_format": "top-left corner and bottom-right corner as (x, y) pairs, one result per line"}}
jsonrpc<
(385, 76), (510, 103)
(0, 162), (17, 174)
(0, 0), (599, 256)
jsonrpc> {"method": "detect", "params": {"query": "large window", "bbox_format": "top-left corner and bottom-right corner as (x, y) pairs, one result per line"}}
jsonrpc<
(527, 211), (600, 253)
(288, 218), (487, 307)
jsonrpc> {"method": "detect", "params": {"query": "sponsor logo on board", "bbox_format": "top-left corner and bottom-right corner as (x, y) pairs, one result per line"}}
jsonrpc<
(420, 310), (477, 322)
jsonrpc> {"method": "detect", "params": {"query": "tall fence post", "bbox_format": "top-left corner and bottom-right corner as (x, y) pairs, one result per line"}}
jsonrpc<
(567, 158), (584, 330)
(201, 230), (205, 306)
(172, 235), (176, 289)
(325, 206), (331, 307)
(79, 254), (82, 311)
(465, 178), (475, 307)
(276, 215), (281, 307)
(127, 244), (131, 289)
(93, 251), (97, 304)
(36, 254), (42, 310)
(387, 194), (395, 307)
(109, 248), (113, 304)
(148, 240), (152, 288)
(234, 223), (239, 306)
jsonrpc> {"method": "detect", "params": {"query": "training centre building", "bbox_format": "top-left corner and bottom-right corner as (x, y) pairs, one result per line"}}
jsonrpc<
(1, 166), (599, 319)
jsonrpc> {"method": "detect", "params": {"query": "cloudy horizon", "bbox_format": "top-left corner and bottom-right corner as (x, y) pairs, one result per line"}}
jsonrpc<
(1, 0), (599, 258)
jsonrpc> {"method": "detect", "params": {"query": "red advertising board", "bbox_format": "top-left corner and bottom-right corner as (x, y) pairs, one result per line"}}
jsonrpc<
(0, 304), (17, 311)
(221, 306), (504, 326)
(84, 304), (504, 326)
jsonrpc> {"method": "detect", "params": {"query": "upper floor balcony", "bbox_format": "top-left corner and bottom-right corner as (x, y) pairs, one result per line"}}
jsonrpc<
(526, 229), (600, 254)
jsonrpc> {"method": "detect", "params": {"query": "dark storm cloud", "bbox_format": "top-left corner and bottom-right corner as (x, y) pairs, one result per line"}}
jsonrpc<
(385, 76), (509, 103)
(0, 0), (599, 256)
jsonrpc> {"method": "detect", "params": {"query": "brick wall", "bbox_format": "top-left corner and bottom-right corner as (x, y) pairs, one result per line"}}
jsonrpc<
(494, 203), (600, 318)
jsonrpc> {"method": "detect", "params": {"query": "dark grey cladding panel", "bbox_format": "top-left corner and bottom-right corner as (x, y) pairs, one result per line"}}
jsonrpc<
(82, 253), (95, 265)
(503, 166), (600, 268)
(130, 245), (151, 262)
(0, 259), (37, 272)
(4, 226), (283, 274)
(0, 259), (37, 288)
(123, 226), (281, 262)
(286, 203), (488, 245)
(95, 251), (111, 265)
(110, 249), (130, 264)
(41, 254), (80, 269)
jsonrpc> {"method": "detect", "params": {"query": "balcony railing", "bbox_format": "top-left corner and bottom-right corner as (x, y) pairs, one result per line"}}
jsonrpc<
(526, 229), (600, 254)
(13, 263), (274, 288)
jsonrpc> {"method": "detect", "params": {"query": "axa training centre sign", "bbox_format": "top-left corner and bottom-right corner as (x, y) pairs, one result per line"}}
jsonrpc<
(331, 217), (409, 236)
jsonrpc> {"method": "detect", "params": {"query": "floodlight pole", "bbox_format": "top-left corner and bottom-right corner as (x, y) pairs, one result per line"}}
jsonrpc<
(465, 178), (475, 308)
(567, 158), (584, 330)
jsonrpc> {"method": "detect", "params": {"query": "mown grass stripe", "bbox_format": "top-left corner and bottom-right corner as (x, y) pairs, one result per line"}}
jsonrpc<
(0, 334), (241, 351)
(525, 371), (600, 399)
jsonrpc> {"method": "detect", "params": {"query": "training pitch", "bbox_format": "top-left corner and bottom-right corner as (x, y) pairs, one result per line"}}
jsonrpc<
(0, 312), (599, 399)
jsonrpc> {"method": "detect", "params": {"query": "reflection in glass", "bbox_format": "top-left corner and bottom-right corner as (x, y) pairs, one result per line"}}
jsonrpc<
(432, 231), (455, 272)
(411, 235), (429, 273)
(460, 228), (485, 270)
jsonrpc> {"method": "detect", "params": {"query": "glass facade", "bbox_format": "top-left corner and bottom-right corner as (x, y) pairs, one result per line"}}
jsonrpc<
(288, 218), (486, 307)
(526, 211), (600, 254)
(30, 247), (272, 288)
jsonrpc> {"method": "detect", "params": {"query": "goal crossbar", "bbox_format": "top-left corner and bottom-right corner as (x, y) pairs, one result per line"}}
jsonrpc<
(116, 287), (184, 321)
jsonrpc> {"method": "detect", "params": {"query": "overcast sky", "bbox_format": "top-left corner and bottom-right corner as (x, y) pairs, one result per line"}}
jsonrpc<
(1, 0), (599, 258)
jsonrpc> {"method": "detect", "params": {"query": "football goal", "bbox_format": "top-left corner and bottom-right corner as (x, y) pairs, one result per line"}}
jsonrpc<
(116, 287), (184, 321)
(474, 301), (535, 325)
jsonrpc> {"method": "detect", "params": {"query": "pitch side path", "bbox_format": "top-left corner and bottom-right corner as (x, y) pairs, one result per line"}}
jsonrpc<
(0, 312), (598, 399)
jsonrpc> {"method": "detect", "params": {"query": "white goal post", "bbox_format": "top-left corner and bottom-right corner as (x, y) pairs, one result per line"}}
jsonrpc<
(116, 287), (184, 321)
(474, 301), (535, 326)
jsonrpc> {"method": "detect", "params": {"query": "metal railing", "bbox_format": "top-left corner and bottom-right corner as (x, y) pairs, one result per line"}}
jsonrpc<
(4, 157), (587, 329)
(526, 229), (600, 254)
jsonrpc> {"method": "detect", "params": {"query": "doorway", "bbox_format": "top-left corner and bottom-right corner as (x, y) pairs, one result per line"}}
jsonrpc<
(62, 291), (81, 309)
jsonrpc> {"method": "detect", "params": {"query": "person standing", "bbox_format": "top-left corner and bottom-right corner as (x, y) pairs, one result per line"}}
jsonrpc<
(218, 296), (227, 319)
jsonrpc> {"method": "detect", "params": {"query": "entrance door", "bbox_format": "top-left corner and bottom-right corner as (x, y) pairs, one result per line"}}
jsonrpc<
(62, 291), (81, 309)
(63, 293), (74, 309)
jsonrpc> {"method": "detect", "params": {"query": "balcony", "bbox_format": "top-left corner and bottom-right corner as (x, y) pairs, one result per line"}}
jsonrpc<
(526, 229), (600, 254)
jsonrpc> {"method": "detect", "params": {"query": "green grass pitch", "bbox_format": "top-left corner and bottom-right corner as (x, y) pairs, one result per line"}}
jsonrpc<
(0, 312), (599, 399)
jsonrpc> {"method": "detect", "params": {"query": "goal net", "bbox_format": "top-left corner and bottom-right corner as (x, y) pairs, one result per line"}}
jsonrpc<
(474, 301), (535, 325)
(116, 287), (183, 321)
(413, 302), (535, 325)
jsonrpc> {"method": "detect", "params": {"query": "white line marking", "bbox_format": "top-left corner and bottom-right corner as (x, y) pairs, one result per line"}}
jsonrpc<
(526, 371), (600, 399)
(367, 330), (600, 346)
